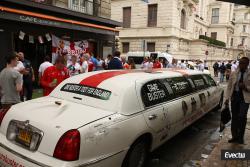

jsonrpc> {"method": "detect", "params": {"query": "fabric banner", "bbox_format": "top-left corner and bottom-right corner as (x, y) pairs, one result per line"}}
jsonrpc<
(52, 35), (89, 64)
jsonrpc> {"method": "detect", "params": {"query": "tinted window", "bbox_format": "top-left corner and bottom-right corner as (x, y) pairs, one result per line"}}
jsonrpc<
(127, 56), (144, 64)
(165, 77), (192, 97)
(202, 74), (216, 87)
(61, 83), (111, 100)
(190, 75), (208, 90)
(141, 80), (168, 107)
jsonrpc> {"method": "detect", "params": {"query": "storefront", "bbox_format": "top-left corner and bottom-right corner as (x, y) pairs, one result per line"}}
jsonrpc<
(0, 1), (120, 74)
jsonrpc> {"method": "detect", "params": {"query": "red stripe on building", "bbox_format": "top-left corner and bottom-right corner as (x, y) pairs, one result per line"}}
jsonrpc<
(79, 71), (132, 87)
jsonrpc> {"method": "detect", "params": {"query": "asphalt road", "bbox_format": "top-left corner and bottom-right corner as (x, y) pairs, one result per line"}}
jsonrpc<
(146, 109), (222, 167)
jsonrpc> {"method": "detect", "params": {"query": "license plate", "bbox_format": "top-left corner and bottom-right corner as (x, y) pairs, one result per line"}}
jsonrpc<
(17, 129), (32, 146)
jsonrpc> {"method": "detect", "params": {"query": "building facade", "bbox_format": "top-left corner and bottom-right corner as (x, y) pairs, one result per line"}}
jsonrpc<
(232, 5), (250, 58)
(0, 0), (120, 72)
(111, 0), (249, 65)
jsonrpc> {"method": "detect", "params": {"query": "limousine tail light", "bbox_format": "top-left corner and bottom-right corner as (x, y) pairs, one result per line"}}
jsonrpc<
(0, 107), (11, 126)
(53, 129), (80, 161)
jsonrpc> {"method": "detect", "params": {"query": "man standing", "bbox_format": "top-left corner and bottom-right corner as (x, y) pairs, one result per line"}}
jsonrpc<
(108, 51), (123, 70)
(225, 57), (250, 144)
(38, 56), (53, 84)
(18, 52), (35, 101)
(0, 54), (23, 108)
(219, 62), (226, 83)
(41, 57), (69, 96)
(213, 61), (219, 77)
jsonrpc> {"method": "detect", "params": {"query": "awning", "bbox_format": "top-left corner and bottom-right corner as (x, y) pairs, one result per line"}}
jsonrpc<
(0, 6), (119, 36)
(217, 0), (250, 6)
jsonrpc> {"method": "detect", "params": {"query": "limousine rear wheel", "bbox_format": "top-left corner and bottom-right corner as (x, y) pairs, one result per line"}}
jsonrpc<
(122, 138), (150, 167)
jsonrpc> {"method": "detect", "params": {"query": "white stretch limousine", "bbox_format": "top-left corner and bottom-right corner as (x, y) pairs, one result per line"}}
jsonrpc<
(0, 69), (224, 167)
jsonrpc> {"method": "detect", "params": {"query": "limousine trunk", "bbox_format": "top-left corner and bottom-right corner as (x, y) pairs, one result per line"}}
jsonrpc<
(0, 96), (115, 156)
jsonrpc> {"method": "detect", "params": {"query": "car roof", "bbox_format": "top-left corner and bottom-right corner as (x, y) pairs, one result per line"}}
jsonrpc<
(51, 69), (205, 114)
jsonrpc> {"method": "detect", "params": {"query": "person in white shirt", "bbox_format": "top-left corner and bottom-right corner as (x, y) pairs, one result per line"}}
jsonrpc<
(141, 57), (149, 70)
(38, 56), (53, 83)
(67, 55), (81, 77)
(231, 61), (238, 72)
(81, 54), (89, 73)
(147, 57), (154, 70)
(179, 60), (187, 69)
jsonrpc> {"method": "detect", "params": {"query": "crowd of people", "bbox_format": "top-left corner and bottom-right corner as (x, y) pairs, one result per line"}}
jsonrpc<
(0, 49), (248, 110)
(213, 60), (239, 83)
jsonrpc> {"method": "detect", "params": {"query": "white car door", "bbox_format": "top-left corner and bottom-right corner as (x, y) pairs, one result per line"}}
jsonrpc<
(160, 77), (194, 137)
(139, 80), (168, 133)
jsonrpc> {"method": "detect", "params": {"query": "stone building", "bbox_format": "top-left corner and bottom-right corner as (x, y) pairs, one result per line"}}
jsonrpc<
(111, 0), (249, 65)
(232, 5), (250, 58)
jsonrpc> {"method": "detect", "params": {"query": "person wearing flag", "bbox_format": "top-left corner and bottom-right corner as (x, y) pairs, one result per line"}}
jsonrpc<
(41, 57), (69, 96)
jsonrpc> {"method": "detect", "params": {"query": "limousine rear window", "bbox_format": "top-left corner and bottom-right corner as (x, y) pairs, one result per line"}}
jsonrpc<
(202, 74), (216, 87)
(190, 75), (208, 90)
(165, 77), (192, 97)
(61, 83), (111, 100)
(141, 80), (169, 107)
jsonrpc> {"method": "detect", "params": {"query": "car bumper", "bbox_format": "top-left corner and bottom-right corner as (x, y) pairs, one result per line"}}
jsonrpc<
(0, 133), (127, 167)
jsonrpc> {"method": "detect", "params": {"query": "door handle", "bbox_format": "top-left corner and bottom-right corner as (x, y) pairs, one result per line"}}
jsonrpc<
(148, 114), (157, 120)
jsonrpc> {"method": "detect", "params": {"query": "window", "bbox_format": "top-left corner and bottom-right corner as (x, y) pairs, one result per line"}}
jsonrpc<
(211, 32), (217, 40)
(148, 4), (158, 27)
(245, 13), (249, 20)
(122, 42), (129, 53)
(141, 80), (169, 107)
(233, 13), (236, 21)
(202, 75), (216, 87)
(147, 42), (155, 52)
(230, 38), (234, 47)
(127, 56), (144, 64)
(189, 75), (208, 90)
(241, 37), (245, 45)
(181, 9), (186, 29)
(69, 0), (93, 14)
(123, 7), (131, 28)
(243, 25), (247, 32)
(164, 77), (192, 97)
(211, 8), (219, 24)
(61, 83), (111, 100)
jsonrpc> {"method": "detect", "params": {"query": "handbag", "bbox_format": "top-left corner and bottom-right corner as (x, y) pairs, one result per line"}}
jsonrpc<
(220, 105), (231, 132)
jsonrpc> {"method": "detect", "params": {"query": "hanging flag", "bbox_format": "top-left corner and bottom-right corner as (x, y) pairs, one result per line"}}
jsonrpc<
(45, 33), (51, 41)
(38, 36), (44, 44)
(29, 35), (34, 43)
(19, 31), (25, 40)
(141, 0), (149, 3)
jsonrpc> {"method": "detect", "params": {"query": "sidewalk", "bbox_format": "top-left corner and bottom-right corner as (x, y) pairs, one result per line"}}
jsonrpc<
(202, 111), (250, 167)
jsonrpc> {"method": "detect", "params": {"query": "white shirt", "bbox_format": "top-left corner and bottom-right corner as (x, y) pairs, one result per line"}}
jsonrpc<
(180, 63), (187, 69)
(14, 61), (25, 72)
(141, 61), (149, 70)
(81, 61), (88, 73)
(38, 61), (53, 76)
(68, 62), (81, 76)
(231, 63), (238, 72)
(148, 62), (153, 70)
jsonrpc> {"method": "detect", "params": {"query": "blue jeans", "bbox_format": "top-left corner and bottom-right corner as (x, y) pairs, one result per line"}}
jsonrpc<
(220, 73), (225, 83)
